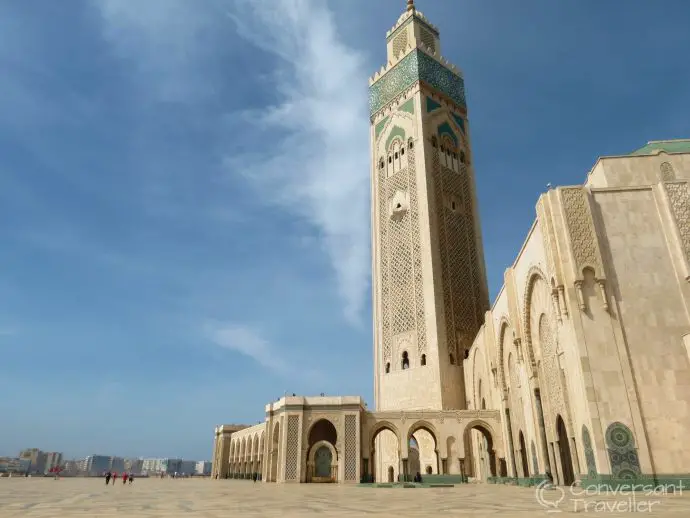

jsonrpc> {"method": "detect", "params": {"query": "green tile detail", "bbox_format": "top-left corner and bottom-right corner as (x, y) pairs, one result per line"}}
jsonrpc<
(631, 140), (690, 155)
(369, 49), (466, 117)
(426, 96), (442, 113)
(386, 125), (406, 150)
(438, 121), (458, 146)
(400, 98), (415, 114)
(451, 113), (465, 133)
(375, 116), (389, 140)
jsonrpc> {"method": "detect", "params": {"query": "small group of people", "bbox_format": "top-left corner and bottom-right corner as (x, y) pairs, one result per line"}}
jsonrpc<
(104, 471), (133, 485)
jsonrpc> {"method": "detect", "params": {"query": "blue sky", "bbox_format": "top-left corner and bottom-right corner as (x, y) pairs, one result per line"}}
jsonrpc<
(1, 0), (689, 461)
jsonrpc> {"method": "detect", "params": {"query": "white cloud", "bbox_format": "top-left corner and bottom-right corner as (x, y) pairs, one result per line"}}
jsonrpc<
(93, 0), (373, 326)
(223, 0), (372, 325)
(204, 322), (289, 375)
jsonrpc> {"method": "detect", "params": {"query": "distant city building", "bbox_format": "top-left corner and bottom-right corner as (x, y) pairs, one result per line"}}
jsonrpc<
(19, 449), (46, 474)
(124, 458), (143, 474)
(0, 457), (30, 474)
(44, 452), (63, 473)
(141, 458), (184, 474)
(179, 460), (196, 475)
(62, 460), (79, 475)
(109, 456), (125, 473)
(195, 461), (212, 476)
(83, 455), (111, 476)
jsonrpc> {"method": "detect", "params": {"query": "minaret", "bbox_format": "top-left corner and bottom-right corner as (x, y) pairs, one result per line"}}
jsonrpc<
(370, 1), (489, 411)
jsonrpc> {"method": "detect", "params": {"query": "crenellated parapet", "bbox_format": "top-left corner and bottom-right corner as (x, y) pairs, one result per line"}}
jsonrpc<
(386, 8), (439, 41)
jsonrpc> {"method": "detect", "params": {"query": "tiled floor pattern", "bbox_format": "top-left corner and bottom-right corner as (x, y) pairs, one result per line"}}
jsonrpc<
(1, 478), (690, 517)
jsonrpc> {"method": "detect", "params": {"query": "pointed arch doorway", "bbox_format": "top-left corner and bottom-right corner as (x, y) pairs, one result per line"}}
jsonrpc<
(556, 415), (575, 486)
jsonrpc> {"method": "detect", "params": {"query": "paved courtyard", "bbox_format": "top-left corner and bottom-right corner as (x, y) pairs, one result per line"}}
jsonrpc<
(2, 478), (690, 517)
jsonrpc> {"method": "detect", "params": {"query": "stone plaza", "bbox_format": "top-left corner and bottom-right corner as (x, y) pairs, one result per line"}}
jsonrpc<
(2, 478), (690, 517)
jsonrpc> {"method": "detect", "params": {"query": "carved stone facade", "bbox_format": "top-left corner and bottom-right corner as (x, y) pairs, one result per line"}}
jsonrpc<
(465, 141), (690, 486)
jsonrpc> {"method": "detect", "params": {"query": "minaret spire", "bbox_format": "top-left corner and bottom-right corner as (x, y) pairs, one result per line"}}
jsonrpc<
(406, 0), (415, 12)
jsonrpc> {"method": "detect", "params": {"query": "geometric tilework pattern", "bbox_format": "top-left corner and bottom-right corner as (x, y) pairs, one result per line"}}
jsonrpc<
(582, 425), (597, 477)
(378, 146), (427, 362)
(409, 147), (427, 354)
(666, 182), (690, 263)
(605, 422), (641, 479)
(432, 153), (482, 358)
(369, 50), (466, 116)
(344, 415), (357, 481)
(284, 416), (300, 481)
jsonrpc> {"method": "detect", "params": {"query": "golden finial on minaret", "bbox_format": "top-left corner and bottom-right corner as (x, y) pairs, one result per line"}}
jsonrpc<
(407, 0), (415, 12)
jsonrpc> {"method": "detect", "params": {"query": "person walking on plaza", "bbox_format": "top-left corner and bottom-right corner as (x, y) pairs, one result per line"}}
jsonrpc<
(122, 472), (128, 485)
(128, 474), (134, 485)
(112, 472), (118, 485)
(105, 471), (111, 485)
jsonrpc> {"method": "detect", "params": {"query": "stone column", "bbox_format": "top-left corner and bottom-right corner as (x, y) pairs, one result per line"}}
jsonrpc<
(401, 458), (409, 482)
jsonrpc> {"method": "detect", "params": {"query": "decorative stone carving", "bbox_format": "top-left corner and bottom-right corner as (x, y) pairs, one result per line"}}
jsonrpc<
(536, 196), (561, 286)
(284, 416), (300, 481)
(560, 187), (603, 279)
(665, 182), (690, 267)
(433, 145), (484, 360)
(660, 161), (676, 181)
(344, 415), (358, 481)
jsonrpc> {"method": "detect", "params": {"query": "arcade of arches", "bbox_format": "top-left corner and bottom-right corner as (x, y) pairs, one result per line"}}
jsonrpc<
(212, 396), (504, 484)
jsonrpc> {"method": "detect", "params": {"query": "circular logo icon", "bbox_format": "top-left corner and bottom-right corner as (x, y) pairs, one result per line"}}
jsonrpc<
(535, 480), (565, 512)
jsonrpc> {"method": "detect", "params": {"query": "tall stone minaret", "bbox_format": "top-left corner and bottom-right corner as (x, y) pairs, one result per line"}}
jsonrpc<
(370, 0), (489, 412)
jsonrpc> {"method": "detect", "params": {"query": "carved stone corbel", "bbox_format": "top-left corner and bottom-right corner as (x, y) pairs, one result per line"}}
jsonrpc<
(551, 288), (562, 322)
(513, 336), (523, 362)
(557, 285), (568, 318)
(574, 280), (586, 311)
(597, 279), (609, 312)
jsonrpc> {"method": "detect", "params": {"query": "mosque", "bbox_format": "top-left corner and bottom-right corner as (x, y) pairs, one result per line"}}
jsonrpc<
(211, 0), (690, 487)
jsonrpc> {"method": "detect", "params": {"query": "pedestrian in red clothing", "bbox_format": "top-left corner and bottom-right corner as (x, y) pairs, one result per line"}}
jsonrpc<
(122, 472), (128, 485)
(112, 472), (118, 485)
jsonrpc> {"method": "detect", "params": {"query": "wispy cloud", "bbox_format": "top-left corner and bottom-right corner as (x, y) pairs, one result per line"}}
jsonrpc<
(223, 0), (372, 325)
(93, 0), (372, 326)
(204, 321), (289, 375)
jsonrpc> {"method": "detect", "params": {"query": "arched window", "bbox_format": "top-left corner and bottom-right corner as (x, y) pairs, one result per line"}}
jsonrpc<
(402, 351), (410, 370)
(385, 362), (390, 373)
(388, 156), (392, 164)
(421, 354), (426, 366)
(431, 136), (437, 148)
(449, 353), (455, 365)
(379, 158), (385, 170)
(400, 147), (405, 156)
(394, 152), (398, 159)
(464, 349), (469, 360)
(408, 140), (414, 149)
